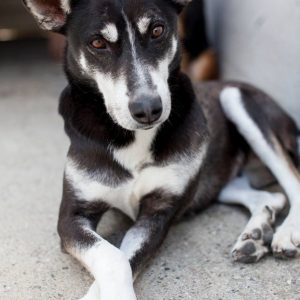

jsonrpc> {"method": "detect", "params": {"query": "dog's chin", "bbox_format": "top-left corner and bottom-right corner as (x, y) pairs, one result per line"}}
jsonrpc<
(114, 117), (169, 132)
(117, 121), (163, 131)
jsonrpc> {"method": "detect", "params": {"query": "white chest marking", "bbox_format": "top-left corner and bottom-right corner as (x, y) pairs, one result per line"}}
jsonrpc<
(65, 130), (208, 220)
(113, 128), (157, 171)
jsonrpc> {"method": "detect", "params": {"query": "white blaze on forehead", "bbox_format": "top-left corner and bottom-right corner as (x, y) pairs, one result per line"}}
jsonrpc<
(101, 23), (119, 43)
(123, 12), (147, 86)
(136, 16), (151, 35)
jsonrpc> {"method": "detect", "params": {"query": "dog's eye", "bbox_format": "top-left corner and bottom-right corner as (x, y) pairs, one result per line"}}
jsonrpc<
(151, 25), (164, 39)
(90, 38), (107, 50)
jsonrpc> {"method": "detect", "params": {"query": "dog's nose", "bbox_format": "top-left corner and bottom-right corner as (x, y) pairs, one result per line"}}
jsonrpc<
(129, 96), (162, 125)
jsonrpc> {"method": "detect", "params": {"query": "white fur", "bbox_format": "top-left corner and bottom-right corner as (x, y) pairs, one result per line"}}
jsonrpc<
(148, 37), (178, 125)
(79, 282), (99, 300)
(65, 158), (138, 219)
(220, 87), (300, 257)
(120, 227), (150, 261)
(101, 23), (119, 43)
(136, 16), (151, 35)
(94, 71), (139, 130)
(220, 87), (300, 203)
(113, 128), (157, 170)
(76, 240), (136, 300)
(123, 13), (147, 86)
(60, 0), (71, 13)
(79, 51), (139, 130)
(65, 130), (208, 220)
(219, 176), (286, 216)
(133, 146), (208, 197)
(79, 52), (89, 73)
(219, 176), (286, 261)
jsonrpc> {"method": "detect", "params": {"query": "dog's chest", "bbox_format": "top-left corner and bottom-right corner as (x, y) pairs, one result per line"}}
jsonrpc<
(66, 129), (157, 219)
(66, 129), (207, 220)
(107, 129), (157, 218)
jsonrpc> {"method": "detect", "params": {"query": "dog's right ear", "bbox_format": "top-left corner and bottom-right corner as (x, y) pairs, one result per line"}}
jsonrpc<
(22, 0), (70, 33)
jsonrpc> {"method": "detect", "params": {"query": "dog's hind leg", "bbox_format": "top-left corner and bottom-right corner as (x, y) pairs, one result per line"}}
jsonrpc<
(219, 175), (286, 263)
(220, 86), (300, 259)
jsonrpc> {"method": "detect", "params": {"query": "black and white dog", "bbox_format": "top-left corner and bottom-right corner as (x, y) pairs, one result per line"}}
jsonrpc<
(24, 0), (300, 299)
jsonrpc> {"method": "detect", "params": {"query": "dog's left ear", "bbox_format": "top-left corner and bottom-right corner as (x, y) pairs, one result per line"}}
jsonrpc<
(169, 0), (192, 13)
(22, 0), (71, 33)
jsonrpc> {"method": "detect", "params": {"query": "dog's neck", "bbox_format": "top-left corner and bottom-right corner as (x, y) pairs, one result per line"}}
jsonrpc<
(61, 66), (197, 148)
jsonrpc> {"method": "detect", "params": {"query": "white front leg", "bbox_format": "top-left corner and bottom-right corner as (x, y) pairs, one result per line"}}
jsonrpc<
(77, 240), (136, 300)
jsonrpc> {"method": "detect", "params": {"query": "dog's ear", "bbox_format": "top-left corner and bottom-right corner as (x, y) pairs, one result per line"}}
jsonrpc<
(22, 0), (71, 33)
(169, 0), (192, 13)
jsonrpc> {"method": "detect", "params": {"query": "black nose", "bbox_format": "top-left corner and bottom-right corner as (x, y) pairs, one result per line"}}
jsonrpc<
(129, 95), (162, 125)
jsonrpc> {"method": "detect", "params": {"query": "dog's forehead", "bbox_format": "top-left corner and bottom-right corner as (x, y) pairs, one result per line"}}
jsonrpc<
(72, 0), (170, 30)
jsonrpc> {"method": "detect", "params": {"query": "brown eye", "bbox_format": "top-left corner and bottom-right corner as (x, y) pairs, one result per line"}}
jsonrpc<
(151, 25), (164, 39)
(91, 38), (107, 49)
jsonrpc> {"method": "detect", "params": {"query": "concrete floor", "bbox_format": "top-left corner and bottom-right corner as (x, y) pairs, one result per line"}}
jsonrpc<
(1, 40), (300, 300)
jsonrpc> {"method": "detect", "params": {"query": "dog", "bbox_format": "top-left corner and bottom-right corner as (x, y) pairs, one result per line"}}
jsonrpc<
(24, 0), (300, 299)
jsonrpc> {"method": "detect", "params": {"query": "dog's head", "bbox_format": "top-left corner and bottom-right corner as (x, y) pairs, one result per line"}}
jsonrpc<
(24, 0), (191, 130)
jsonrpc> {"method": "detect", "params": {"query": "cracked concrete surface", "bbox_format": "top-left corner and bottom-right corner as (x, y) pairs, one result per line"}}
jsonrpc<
(0, 40), (300, 300)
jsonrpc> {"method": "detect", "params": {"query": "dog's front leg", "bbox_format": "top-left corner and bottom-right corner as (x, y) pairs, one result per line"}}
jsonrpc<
(120, 191), (179, 277)
(57, 182), (136, 300)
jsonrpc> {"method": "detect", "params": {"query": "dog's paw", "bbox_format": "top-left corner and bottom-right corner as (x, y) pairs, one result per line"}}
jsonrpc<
(232, 223), (273, 263)
(79, 282), (100, 300)
(79, 281), (137, 300)
(272, 223), (300, 259)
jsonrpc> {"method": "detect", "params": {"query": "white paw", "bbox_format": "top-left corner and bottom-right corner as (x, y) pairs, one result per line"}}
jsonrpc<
(79, 282), (137, 300)
(231, 204), (279, 263)
(272, 223), (300, 258)
(232, 222), (273, 263)
(99, 289), (137, 300)
(79, 282), (99, 300)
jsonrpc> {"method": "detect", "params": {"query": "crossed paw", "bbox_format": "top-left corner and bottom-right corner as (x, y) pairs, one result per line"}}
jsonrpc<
(232, 214), (300, 263)
(232, 223), (273, 263)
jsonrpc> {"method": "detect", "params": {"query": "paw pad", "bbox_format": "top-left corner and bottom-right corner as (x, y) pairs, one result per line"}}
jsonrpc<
(232, 241), (262, 263)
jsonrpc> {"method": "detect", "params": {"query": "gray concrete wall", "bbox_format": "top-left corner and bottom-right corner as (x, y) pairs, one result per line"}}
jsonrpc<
(205, 0), (300, 126)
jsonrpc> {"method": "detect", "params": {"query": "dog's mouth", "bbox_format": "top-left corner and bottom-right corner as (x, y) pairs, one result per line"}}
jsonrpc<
(135, 123), (158, 131)
(141, 125), (155, 130)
